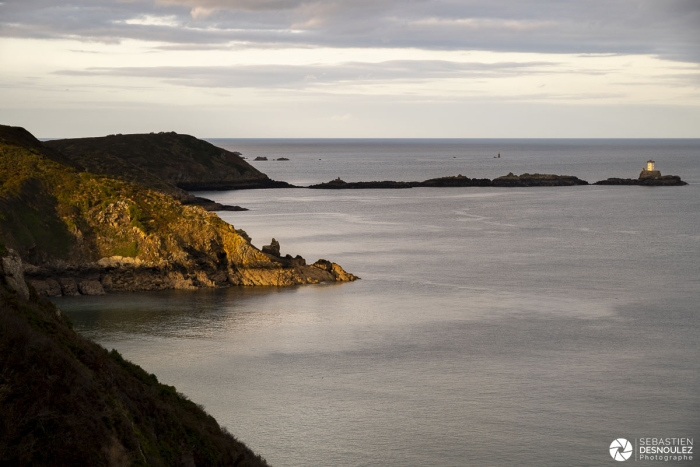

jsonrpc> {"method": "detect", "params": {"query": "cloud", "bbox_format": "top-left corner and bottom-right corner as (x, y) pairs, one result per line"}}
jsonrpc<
(1, 0), (699, 61)
(54, 60), (560, 89)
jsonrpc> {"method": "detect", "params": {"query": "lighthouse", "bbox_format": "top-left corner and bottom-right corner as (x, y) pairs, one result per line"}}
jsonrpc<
(639, 159), (661, 179)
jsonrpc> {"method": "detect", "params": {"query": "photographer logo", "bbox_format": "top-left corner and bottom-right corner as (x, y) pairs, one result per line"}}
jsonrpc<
(611, 438), (633, 461)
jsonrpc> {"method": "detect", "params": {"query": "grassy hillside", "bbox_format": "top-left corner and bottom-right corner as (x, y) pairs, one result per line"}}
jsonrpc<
(0, 268), (269, 467)
(45, 132), (286, 191)
(0, 125), (355, 293)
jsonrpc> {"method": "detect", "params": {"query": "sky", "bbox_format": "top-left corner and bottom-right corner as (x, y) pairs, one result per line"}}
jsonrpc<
(1, 0), (699, 137)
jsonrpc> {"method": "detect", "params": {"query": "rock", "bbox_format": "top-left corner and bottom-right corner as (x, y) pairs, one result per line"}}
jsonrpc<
(262, 238), (281, 257)
(276, 157), (290, 161)
(311, 259), (358, 282)
(28, 279), (63, 297)
(285, 254), (306, 266)
(181, 196), (249, 212)
(78, 280), (106, 295)
(312, 259), (333, 272)
(253, 156), (268, 161)
(593, 178), (639, 185)
(58, 277), (80, 296)
(236, 229), (252, 243)
(1, 249), (30, 300)
(420, 175), (491, 187)
(594, 175), (687, 186)
(491, 173), (588, 187)
(309, 178), (419, 189)
(639, 175), (686, 186)
(331, 263), (358, 282)
(639, 169), (661, 179)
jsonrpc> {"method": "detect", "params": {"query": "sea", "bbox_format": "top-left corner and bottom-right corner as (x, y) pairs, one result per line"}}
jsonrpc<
(57, 139), (700, 466)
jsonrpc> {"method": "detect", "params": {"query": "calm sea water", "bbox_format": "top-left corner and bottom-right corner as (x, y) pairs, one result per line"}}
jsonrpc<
(58, 140), (700, 466)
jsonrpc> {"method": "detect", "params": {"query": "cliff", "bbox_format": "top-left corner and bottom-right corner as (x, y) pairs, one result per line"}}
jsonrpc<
(45, 132), (294, 192)
(0, 250), (269, 467)
(0, 125), (356, 296)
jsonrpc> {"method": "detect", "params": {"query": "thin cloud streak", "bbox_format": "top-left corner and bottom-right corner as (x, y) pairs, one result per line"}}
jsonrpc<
(55, 60), (561, 89)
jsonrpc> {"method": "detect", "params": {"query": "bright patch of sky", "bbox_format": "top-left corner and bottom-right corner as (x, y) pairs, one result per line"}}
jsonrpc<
(120, 15), (181, 27)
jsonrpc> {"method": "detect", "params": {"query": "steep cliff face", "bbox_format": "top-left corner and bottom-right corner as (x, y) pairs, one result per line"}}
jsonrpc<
(0, 252), (270, 467)
(0, 125), (356, 296)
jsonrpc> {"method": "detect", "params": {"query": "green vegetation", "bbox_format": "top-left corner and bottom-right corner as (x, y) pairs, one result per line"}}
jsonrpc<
(0, 276), (269, 466)
(0, 125), (266, 267)
(0, 124), (328, 292)
(45, 131), (268, 194)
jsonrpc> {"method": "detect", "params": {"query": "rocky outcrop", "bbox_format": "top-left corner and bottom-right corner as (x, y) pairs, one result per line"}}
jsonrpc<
(78, 280), (106, 295)
(309, 178), (418, 189)
(420, 175), (492, 187)
(309, 173), (588, 188)
(21, 231), (358, 297)
(595, 175), (687, 186)
(181, 196), (248, 211)
(311, 259), (358, 282)
(491, 173), (588, 187)
(176, 178), (296, 191)
(262, 238), (281, 257)
(0, 249), (30, 300)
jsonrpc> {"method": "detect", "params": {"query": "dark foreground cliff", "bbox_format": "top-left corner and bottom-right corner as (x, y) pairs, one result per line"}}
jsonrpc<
(0, 125), (356, 297)
(0, 250), (269, 467)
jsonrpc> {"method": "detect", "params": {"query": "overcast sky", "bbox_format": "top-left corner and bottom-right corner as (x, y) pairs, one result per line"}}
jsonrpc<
(1, 0), (699, 137)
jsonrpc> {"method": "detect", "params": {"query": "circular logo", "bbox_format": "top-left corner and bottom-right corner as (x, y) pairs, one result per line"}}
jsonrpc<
(610, 438), (633, 461)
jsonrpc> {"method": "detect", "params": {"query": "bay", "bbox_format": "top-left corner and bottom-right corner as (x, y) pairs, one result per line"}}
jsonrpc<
(58, 140), (700, 466)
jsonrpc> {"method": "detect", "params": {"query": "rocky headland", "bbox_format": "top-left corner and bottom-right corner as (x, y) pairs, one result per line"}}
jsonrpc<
(45, 132), (296, 195)
(0, 125), (356, 297)
(0, 248), (270, 466)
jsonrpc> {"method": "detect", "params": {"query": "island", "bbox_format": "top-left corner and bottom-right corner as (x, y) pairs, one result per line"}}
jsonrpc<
(595, 160), (687, 186)
(309, 177), (419, 189)
(309, 173), (589, 188)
